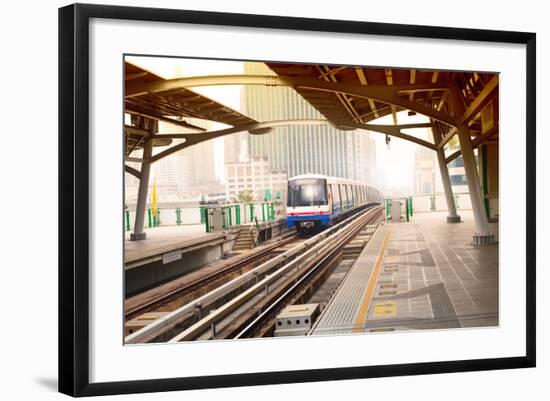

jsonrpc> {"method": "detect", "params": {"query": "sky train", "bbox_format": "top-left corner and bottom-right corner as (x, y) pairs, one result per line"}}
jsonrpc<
(286, 174), (383, 232)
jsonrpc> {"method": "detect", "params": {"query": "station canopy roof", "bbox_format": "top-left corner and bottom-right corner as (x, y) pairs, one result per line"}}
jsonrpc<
(124, 61), (258, 150)
(124, 60), (499, 160)
(265, 63), (498, 135)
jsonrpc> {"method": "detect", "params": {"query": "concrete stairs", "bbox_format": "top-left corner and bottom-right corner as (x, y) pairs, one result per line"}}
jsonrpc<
(233, 226), (254, 251)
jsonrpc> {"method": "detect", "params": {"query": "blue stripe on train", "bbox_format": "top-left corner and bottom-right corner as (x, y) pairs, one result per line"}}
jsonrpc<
(287, 214), (331, 228)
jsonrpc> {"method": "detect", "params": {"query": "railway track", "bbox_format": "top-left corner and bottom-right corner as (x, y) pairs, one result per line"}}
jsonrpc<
(125, 205), (383, 344)
(125, 232), (300, 322)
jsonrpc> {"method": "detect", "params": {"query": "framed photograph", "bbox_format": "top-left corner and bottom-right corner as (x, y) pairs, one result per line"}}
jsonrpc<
(59, 3), (536, 397)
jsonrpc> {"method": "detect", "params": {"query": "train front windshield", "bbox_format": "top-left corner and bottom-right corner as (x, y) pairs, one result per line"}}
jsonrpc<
(287, 178), (327, 207)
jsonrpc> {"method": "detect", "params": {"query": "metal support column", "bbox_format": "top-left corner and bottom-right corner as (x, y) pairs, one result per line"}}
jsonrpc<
(130, 138), (153, 241)
(432, 127), (461, 223)
(450, 85), (494, 245)
(456, 125), (494, 244)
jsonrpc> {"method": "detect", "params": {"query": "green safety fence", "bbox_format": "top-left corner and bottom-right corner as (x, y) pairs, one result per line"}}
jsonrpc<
(385, 197), (414, 222)
(125, 209), (130, 231)
(199, 206), (206, 223)
(249, 204), (255, 222)
(175, 208), (182, 225)
(203, 208), (213, 233)
(235, 205), (241, 225)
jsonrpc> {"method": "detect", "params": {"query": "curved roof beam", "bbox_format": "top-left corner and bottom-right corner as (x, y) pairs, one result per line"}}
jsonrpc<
(149, 119), (435, 163)
(125, 75), (456, 127)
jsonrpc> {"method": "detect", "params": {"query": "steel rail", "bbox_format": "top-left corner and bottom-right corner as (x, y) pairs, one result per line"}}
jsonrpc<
(167, 206), (383, 342)
(124, 233), (298, 320)
(234, 209), (383, 339)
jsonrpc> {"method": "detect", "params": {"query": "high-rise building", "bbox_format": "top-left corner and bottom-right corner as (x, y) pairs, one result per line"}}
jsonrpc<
(348, 133), (377, 184)
(242, 62), (376, 181)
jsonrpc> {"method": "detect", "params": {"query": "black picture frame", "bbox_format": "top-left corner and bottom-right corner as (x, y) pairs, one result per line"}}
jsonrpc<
(58, 3), (536, 397)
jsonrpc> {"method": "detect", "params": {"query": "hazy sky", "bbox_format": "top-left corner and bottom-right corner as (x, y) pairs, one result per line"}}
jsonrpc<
(126, 56), (430, 192)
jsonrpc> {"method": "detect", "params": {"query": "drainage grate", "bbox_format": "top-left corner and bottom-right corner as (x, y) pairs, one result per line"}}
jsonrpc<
(369, 327), (395, 332)
(378, 290), (397, 296)
(380, 284), (397, 289)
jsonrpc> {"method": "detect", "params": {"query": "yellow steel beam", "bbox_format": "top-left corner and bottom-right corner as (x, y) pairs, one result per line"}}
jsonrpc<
(149, 119), (436, 163)
(459, 75), (499, 124)
(318, 65), (363, 123)
(126, 74), (456, 126)
(355, 67), (379, 119)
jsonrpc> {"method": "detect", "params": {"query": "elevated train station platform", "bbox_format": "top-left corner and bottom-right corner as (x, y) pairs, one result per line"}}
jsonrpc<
(124, 219), (291, 295)
(311, 210), (498, 335)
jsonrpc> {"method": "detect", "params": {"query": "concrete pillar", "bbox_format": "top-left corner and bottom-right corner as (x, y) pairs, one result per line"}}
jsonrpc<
(130, 138), (153, 241)
(450, 85), (495, 245)
(456, 126), (495, 245)
(431, 127), (460, 223)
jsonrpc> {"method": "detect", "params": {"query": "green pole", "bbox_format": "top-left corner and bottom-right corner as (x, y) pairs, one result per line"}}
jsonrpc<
(125, 209), (130, 231)
(406, 198), (410, 222)
(228, 207), (233, 227)
(249, 204), (254, 222)
(147, 208), (152, 228)
(236, 205), (241, 225)
(203, 208), (209, 232)
(261, 203), (266, 222)
(200, 206), (205, 223)
(409, 196), (413, 216)
(221, 207), (226, 229)
(156, 210), (161, 226)
(176, 208), (182, 225)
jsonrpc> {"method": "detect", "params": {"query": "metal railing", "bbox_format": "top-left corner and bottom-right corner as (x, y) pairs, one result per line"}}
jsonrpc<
(125, 201), (283, 233)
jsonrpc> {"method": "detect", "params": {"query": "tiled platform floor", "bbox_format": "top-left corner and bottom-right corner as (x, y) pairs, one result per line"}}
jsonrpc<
(312, 210), (498, 335)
